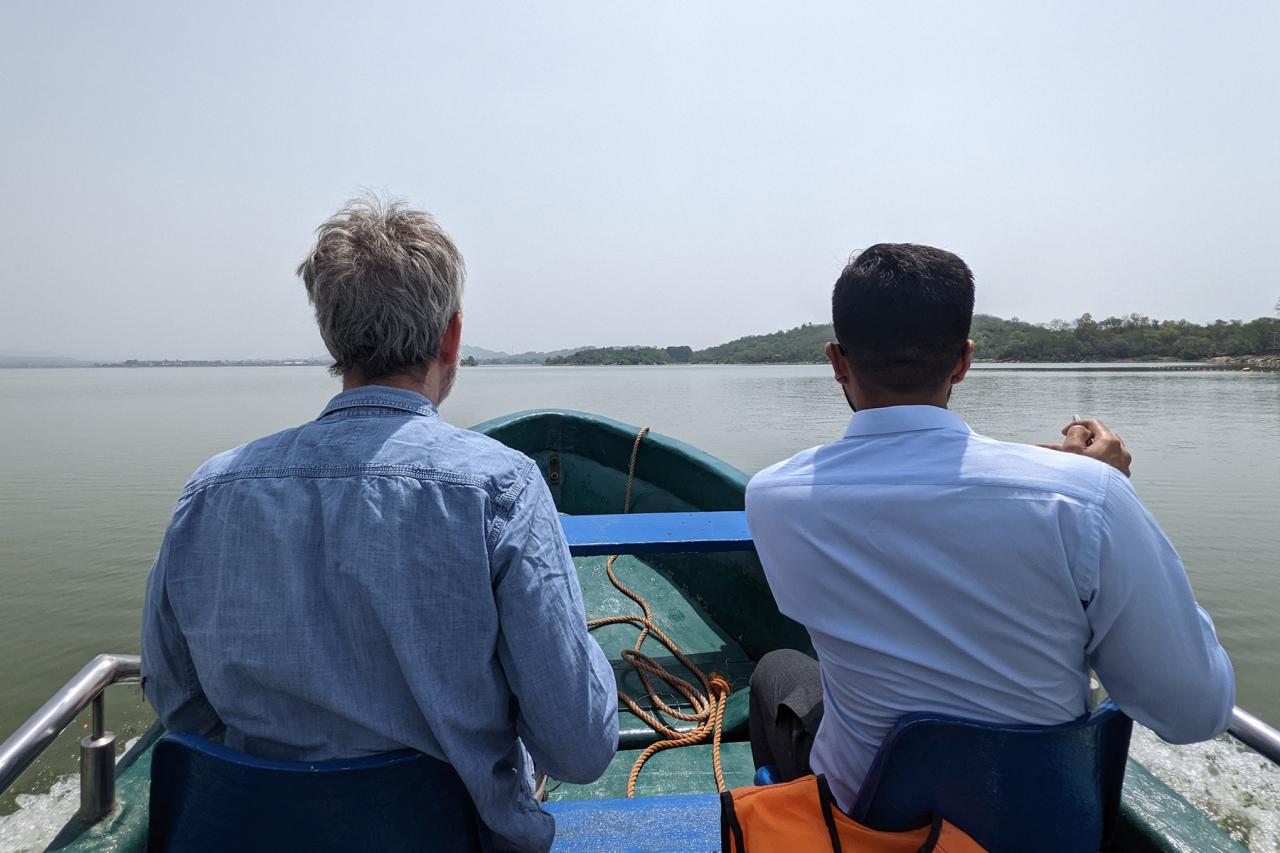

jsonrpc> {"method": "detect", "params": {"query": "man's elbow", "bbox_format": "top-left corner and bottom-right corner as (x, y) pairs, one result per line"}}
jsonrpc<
(1157, 708), (1233, 745)
(1149, 671), (1235, 745)
(546, 724), (618, 785)
(528, 652), (620, 783)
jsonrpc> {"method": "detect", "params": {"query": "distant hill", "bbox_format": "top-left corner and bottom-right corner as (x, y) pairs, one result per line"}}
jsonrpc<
(692, 323), (832, 364)
(465, 344), (589, 364)
(0, 351), (88, 368)
(541, 312), (1280, 366)
(546, 346), (692, 366)
(536, 325), (832, 366)
(11, 311), (1279, 370)
(460, 344), (512, 361)
(969, 313), (1280, 361)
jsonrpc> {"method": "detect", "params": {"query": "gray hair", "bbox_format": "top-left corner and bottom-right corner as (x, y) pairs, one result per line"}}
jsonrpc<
(297, 195), (465, 379)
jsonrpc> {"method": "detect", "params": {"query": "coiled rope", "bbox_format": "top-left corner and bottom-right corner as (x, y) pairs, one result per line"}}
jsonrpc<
(585, 426), (731, 797)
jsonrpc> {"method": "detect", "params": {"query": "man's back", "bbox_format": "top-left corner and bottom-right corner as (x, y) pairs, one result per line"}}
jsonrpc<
(746, 404), (1234, 811)
(143, 386), (618, 852)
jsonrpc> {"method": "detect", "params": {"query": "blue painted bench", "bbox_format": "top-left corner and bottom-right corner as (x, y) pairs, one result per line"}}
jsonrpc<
(561, 511), (754, 556)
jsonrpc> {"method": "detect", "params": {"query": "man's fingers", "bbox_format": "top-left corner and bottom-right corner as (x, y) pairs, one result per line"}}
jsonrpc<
(1067, 418), (1113, 440)
(1061, 424), (1090, 452)
(1054, 417), (1132, 477)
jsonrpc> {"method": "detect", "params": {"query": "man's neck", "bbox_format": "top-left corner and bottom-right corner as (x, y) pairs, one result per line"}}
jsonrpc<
(342, 368), (444, 405)
(856, 400), (949, 411)
(851, 389), (951, 412)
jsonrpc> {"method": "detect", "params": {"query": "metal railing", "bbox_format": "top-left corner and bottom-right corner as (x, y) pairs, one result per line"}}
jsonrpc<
(0, 652), (1277, 827)
(0, 654), (140, 821)
(1229, 706), (1280, 765)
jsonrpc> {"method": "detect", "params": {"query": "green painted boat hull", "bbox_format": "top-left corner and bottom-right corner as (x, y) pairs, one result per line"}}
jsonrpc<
(47, 408), (1243, 851)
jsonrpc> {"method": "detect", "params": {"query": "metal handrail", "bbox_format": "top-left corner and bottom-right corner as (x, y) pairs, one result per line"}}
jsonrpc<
(0, 653), (140, 819)
(1228, 706), (1280, 765)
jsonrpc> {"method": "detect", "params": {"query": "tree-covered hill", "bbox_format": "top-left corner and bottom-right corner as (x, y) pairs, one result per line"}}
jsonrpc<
(545, 346), (691, 365)
(691, 323), (833, 364)
(540, 313), (1280, 365)
(971, 313), (1280, 361)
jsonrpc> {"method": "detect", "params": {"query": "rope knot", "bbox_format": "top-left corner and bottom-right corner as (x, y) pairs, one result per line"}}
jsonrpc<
(708, 673), (731, 698)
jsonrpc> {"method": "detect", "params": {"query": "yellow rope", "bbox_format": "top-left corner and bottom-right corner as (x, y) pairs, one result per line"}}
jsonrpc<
(585, 426), (731, 797)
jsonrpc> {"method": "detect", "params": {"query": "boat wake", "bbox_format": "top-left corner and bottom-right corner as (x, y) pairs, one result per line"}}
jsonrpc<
(1131, 726), (1279, 851)
(0, 774), (79, 853)
(0, 737), (140, 853)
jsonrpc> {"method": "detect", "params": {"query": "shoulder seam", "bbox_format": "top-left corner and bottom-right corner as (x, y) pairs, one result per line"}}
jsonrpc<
(486, 458), (539, 550)
(1078, 467), (1117, 608)
(744, 476), (1103, 503)
(183, 464), (514, 505)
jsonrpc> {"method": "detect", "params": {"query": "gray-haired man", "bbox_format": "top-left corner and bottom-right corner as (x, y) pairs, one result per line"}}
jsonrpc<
(142, 197), (619, 852)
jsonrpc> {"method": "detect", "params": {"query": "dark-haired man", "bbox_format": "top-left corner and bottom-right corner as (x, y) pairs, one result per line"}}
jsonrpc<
(744, 243), (1234, 811)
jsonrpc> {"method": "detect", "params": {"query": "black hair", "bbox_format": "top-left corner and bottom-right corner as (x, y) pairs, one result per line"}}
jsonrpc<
(832, 243), (975, 393)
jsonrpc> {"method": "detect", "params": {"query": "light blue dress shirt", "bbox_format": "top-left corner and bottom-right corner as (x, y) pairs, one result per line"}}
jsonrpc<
(745, 404), (1234, 811)
(142, 386), (619, 853)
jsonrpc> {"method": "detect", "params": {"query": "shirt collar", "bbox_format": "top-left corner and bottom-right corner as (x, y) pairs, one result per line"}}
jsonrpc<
(318, 385), (439, 420)
(843, 405), (971, 438)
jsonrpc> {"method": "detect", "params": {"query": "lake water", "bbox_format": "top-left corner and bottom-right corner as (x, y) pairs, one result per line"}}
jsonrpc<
(1, 364), (1278, 849)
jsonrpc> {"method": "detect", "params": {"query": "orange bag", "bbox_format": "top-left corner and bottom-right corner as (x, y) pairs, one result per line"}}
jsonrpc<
(721, 775), (986, 852)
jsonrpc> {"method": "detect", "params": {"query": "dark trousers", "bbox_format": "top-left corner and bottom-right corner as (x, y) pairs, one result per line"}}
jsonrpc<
(748, 649), (825, 781)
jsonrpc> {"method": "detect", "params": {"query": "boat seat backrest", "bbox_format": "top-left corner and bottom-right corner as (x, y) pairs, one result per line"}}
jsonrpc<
(147, 732), (483, 853)
(848, 703), (1133, 853)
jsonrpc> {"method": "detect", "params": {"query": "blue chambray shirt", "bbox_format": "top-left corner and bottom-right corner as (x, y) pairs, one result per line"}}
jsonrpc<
(141, 386), (619, 853)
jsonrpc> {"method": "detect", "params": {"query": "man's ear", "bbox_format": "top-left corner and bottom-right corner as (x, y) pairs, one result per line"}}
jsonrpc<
(950, 339), (974, 385)
(825, 341), (850, 385)
(439, 312), (463, 366)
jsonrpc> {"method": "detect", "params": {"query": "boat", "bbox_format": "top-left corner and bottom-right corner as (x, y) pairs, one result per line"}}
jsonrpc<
(2, 408), (1276, 850)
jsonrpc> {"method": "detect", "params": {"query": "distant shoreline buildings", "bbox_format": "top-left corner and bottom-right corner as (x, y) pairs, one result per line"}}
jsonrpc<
(92, 358), (330, 368)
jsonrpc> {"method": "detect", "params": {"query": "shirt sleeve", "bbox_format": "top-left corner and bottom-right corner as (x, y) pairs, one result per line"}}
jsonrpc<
(490, 471), (619, 784)
(141, 514), (225, 737)
(1084, 468), (1235, 743)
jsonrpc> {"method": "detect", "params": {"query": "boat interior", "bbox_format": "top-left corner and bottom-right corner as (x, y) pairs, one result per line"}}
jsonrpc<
(475, 409), (807, 803)
(2, 409), (1276, 851)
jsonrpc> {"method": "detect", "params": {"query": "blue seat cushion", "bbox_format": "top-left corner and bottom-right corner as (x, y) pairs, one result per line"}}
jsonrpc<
(548, 792), (720, 852)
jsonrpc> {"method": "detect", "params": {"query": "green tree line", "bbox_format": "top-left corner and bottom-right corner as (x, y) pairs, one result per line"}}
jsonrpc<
(972, 313), (1280, 362)
(691, 323), (835, 364)
(544, 314), (1280, 365)
(545, 346), (692, 365)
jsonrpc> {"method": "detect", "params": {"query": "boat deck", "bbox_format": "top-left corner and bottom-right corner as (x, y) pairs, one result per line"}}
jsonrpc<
(548, 554), (757, 802)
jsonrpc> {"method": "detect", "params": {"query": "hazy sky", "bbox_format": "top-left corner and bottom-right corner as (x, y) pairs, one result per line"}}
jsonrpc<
(2, 2), (1278, 359)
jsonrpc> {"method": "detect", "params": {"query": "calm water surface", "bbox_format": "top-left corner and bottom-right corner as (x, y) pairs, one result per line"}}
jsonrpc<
(1, 365), (1278, 834)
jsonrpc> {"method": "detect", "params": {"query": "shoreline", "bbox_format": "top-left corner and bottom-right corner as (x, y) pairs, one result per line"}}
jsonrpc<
(534, 358), (1279, 371)
(1, 357), (1276, 371)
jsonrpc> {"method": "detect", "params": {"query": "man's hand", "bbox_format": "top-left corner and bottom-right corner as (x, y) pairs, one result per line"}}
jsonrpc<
(1040, 418), (1133, 477)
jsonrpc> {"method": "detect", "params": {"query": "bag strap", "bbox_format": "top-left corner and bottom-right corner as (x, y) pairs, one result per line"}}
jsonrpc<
(815, 775), (845, 853)
(816, 775), (945, 853)
(720, 790), (746, 853)
(916, 816), (944, 852)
